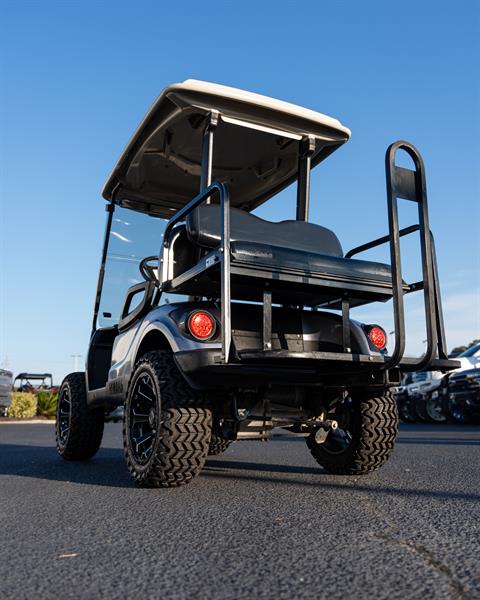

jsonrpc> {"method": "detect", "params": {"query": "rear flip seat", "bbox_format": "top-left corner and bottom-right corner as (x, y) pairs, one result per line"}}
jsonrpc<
(186, 204), (393, 286)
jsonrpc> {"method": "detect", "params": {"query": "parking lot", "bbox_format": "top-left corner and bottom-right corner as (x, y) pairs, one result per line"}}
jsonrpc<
(0, 422), (479, 599)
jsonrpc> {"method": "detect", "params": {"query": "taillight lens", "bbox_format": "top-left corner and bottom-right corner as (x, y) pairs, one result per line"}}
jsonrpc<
(187, 311), (216, 340)
(367, 326), (387, 350)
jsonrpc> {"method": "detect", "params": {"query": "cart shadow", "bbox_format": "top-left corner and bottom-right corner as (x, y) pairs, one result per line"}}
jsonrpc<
(0, 444), (132, 488)
(1, 443), (479, 504)
(202, 459), (480, 503)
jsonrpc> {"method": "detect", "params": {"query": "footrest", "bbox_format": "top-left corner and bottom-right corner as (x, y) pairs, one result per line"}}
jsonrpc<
(238, 349), (386, 365)
(238, 351), (460, 373)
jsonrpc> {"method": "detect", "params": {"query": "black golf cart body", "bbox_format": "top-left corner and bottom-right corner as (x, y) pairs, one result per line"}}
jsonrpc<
(57, 80), (458, 485)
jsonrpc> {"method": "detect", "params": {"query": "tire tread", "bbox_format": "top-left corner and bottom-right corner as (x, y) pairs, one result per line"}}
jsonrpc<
(56, 372), (104, 461)
(124, 351), (212, 488)
(308, 392), (398, 475)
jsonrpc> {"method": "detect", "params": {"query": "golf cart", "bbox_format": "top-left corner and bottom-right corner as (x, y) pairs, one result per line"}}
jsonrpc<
(56, 80), (458, 487)
(15, 372), (54, 392)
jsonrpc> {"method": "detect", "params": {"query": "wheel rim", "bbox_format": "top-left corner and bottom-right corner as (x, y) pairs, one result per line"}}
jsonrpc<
(426, 397), (446, 422)
(128, 373), (158, 464)
(57, 386), (71, 445)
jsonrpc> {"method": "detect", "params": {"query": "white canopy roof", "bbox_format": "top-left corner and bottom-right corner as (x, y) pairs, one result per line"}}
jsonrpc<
(167, 80), (350, 137)
(103, 80), (351, 216)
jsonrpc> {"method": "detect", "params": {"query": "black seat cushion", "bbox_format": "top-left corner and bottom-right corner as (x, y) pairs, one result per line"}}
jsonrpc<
(186, 204), (394, 289)
(187, 204), (343, 257)
(230, 241), (393, 285)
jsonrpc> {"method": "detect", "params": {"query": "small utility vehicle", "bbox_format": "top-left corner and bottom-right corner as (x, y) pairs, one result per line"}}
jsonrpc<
(56, 80), (458, 486)
(15, 372), (54, 392)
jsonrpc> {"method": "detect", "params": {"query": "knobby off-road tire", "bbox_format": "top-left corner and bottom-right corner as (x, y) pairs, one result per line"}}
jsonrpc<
(124, 351), (212, 488)
(56, 372), (104, 461)
(307, 392), (398, 475)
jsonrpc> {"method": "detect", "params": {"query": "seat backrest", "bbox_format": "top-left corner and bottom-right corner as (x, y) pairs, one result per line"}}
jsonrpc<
(186, 204), (343, 257)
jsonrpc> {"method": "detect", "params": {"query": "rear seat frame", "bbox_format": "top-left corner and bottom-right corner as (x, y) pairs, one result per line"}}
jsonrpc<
(160, 113), (454, 373)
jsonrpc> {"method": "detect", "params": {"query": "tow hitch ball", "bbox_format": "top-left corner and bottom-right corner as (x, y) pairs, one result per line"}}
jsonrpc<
(314, 419), (338, 444)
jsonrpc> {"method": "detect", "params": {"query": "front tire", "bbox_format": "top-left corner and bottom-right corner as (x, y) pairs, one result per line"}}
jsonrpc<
(307, 392), (398, 475)
(56, 372), (104, 461)
(124, 351), (212, 488)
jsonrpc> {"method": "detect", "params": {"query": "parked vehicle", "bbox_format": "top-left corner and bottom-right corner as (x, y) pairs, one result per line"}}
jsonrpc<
(394, 375), (417, 422)
(422, 387), (448, 422)
(408, 371), (446, 422)
(14, 373), (54, 393)
(105, 406), (123, 423)
(442, 368), (480, 424)
(0, 369), (13, 416)
(453, 343), (480, 373)
(55, 80), (458, 487)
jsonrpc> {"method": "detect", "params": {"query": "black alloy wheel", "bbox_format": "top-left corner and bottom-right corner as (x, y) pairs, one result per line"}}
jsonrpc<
(127, 372), (158, 465)
(57, 385), (72, 447)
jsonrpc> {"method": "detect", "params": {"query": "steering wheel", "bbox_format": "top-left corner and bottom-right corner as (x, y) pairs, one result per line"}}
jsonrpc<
(139, 256), (160, 284)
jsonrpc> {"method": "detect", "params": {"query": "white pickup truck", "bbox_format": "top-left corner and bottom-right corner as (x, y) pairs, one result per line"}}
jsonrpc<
(453, 343), (480, 372)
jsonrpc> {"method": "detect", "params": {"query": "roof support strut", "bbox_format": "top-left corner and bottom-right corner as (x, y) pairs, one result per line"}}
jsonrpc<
(200, 110), (219, 202)
(296, 136), (316, 221)
(92, 202), (115, 333)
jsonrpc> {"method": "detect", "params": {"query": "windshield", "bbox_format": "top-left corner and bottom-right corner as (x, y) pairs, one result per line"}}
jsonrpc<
(97, 207), (177, 328)
(459, 343), (480, 357)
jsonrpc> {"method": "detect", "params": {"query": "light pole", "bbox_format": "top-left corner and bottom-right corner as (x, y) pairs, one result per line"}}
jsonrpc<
(70, 354), (83, 372)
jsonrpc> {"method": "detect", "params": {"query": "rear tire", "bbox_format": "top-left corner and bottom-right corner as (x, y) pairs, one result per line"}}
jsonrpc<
(56, 372), (104, 461)
(124, 351), (212, 488)
(307, 391), (398, 475)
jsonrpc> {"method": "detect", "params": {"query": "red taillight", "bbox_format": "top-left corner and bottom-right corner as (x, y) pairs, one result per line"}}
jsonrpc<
(187, 311), (216, 340)
(368, 326), (387, 350)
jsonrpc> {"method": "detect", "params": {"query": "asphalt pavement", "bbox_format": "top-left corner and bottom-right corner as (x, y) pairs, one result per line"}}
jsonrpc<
(0, 421), (479, 600)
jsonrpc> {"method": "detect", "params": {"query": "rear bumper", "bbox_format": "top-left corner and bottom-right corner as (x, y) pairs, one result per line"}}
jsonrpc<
(174, 348), (459, 389)
(174, 348), (399, 388)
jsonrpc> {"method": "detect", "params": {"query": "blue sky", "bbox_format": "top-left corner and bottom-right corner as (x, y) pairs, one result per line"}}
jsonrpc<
(1, 0), (479, 382)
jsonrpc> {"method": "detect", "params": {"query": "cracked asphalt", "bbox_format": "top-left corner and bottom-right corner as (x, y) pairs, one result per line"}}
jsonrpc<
(0, 422), (479, 600)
